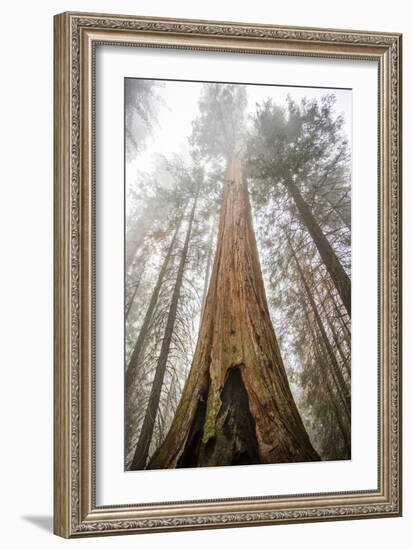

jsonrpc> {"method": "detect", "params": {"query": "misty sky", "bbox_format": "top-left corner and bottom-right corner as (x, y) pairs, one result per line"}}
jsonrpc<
(126, 78), (352, 183)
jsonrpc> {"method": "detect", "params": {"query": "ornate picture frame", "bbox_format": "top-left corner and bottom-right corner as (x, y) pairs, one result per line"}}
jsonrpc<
(54, 11), (402, 538)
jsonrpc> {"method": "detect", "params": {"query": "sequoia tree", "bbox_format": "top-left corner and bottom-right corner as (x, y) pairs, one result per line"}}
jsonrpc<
(148, 84), (319, 468)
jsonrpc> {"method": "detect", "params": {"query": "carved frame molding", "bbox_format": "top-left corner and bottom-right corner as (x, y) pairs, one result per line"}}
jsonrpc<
(54, 12), (402, 538)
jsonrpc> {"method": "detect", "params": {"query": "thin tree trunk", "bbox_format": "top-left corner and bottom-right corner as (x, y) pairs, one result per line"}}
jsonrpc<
(157, 371), (176, 445)
(318, 349), (351, 455)
(302, 304), (350, 455)
(288, 237), (351, 417)
(312, 272), (351, 378)
(126, 210), (185, 392)
(149, 155), (319, 470)
(323, 272), (352, 345)
(323, 268), (352, 349)
(130, 189), (200, 470)
(322, 302), (351, 378)
(285, 178), (351, 316)
(323, 191), (351, 230)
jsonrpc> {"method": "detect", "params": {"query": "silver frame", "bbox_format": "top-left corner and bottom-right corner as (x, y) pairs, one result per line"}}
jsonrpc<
(54, 11), (402, 537)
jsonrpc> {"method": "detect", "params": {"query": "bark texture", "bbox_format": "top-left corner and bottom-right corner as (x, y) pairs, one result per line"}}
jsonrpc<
(149, 156), (320, 469)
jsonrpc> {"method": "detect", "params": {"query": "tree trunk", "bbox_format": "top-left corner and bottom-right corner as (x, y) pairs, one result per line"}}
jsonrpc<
(302, 303), (351, 456)
(125, 210), (185, 393)
(314, 279), (351, 378)
(318, 350), (351, 455)
(130, 189), (199, 470)
(322, 271), (352, 346)
(149, 155), (320, 469)
(288, 238), (351, 418)
(285, 178), (351, 316)
(307, 264), (351, 378)
(323, 190), (351, 230)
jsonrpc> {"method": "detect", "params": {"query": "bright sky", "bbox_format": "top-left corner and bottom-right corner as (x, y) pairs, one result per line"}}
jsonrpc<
(126, 79), (352, 181)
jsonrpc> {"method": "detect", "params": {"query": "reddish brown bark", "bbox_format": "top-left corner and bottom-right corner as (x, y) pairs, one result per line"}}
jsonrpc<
(149, 155), (319, 469)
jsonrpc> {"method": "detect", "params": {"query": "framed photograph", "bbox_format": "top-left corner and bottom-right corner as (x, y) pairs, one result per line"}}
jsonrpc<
(54, 11), (402, 537)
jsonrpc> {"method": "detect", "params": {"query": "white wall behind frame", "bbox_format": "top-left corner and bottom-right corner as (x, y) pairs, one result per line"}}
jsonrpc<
(0, 1), (409, 550)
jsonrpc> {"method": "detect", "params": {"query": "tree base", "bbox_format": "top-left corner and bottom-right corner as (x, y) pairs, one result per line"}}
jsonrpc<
(177, 367), (260, 467)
